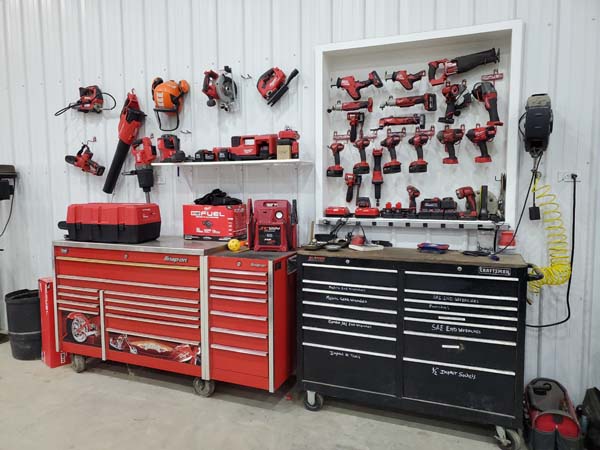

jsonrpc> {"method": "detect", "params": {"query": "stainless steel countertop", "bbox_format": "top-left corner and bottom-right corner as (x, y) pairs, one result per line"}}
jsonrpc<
(53, 236), (227, 256)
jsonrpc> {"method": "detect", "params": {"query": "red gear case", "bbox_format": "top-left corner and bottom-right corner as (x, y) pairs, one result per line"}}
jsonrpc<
(183, 204), (246, 241)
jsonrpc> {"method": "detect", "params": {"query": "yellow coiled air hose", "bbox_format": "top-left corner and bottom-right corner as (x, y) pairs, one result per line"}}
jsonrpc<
(528, 174), (572, 293)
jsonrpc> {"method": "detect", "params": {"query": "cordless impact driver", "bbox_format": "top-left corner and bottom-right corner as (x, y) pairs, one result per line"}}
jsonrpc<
(379, 128), (406, 174)
(124, 137), (157, 203)
(331, 71), (383, 100)
(466, 124), (496, 163)
(407, 127), (435, 173)
(352, 137), (371, 175)
(371, 114), (426, 131)
(436, 125), (465, 165)
(327, 143), (345, 177)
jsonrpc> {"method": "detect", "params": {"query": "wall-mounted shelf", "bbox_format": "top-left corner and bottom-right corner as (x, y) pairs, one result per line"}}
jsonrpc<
(318, 217), (502, 230)
(152, 159), (313, 168)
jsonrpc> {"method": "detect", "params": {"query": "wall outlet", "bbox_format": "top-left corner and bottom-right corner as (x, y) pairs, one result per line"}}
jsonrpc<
(557, 171), (580, 182)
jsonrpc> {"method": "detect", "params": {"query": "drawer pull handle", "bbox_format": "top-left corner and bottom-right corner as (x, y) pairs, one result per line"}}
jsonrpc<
(441, 344), (461, 350)
(209, 268), (267, 277)
(210, 286), (267, 295)
(104, 298), (199, 313)
(404, 298), (517, 312)
(210, 344), (267, 357)
(302, 279), (398, 292)
(302, 263), (397, 274)
(58, 307), (99, 316)
(104, 290), (199, 304)
(303, 287), (396, 301)
(404, 288), (517, 302)
(405, 270), (518, 282)
(438, 316), (465, 321)
(106, 305), (199, 321)
(57, 299), (99, 309)
(210, 293), (266, 304)
(106, 313), (199, 329)
(57, 275), (198, 292)
(57, 292), (98, 301)
(56, 256), (198, 271)
(57, 285), (98, 293)
(210, 327), (267, 339)
(210, 310), (267, 321)
(209, 277), (266, 286)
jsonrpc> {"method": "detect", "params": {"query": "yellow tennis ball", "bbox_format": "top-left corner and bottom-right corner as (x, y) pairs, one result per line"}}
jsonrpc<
(228, 239), (241, 252)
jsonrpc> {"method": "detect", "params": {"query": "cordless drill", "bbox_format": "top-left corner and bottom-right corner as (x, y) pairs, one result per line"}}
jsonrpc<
(385, 70), (426, 90)
(125, 137), (157, 203)
(331, 71), (383, 100)
(352, 137), (371, 175)
(380, 94), (437, 112)
(456, 186), (477, 219)
(438, 80), (471, 124)
(157, 134), (184, 162)
(407, 126), (435, 173)
(327, 98), (373, 142)
(327, 143), (345, 177)
(466, 124), (496, 163)
(471, 81), (502, 126)
(372, 148), (383, 207)
(436, 125), (465, 165)
(379, 128), (405, 174)
(407, 185), (421, 212)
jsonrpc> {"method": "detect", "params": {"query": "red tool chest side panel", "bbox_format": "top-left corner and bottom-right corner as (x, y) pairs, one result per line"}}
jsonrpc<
(272, 256), (296, 391)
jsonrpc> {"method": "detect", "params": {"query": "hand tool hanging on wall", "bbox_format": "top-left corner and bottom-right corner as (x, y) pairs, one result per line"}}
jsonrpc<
(371, 114), (425, 132)
(436, 124), (465, 165)
(331, 71), (383, 100)
(407, 126), (435, 173)
(438, 80), (471, 124)
(54, 85), (117, 116)
(455, 186), (477, 219)
(379, 128), (406, 174)
(384, 69), (426, 90)
(103, 90), (146, 194)
(327, 143), (345, 177)
(122, 136), (156, 203)
(466, 124), (496, 163)
(352, 137), (372, 175)
(65, 143), (105, 176)
(256, 67), (299, 106)
(380, 94), (437, 111)
(371, 148), (383, 206)
(327, 98), (373, 142)
(202, 66), (237, 112)
(157, 134), (185, 162)
(471, 81), (502, 126)
(151, 78), (190, 131)
(428, 48), (500, 86)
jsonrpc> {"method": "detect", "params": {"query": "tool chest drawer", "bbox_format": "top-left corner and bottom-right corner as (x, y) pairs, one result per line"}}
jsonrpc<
(301, 313), (397, 339)
(302, 326), (397, 355)
(405, 269), (519, 298)
(302, 301), (398, 325)
(403, 315), (517, 341)
(301, 282), (398, 311)
(301, 261), (398, 288)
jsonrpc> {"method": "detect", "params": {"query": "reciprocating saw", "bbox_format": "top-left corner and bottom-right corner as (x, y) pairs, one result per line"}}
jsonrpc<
(428, 48), (500, 86)
(384, 70), (426, 90)
(331, 71), (383, 100)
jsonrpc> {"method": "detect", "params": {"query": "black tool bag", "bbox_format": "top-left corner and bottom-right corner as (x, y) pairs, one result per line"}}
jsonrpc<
(194, 189), (241, 206)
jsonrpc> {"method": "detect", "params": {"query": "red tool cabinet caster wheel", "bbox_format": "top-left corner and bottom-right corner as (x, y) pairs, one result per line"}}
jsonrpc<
(71, 354), (86, 373)
(193, 378), (215, 397)
(303, 391), (324, 412)
(495, 427), (523, 450)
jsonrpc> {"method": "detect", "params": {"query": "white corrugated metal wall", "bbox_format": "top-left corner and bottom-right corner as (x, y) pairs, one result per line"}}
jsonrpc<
(0, 0), (598, 401)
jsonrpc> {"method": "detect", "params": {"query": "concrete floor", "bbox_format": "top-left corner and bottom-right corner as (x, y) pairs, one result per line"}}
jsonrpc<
(0, 342), (501, 450)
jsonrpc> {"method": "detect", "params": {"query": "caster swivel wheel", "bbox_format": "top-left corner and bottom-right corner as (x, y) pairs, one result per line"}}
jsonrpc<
(71, 354), (86, 373)
(193, 378), (216, 397)
(303, 391), (324, 412)
(495, 426), (523, 450)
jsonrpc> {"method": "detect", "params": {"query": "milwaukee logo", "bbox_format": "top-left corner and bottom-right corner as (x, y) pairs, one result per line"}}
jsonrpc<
(191, 210), (225, 218)
(478, 266), (511, 276)
(164, 256), (188, 264)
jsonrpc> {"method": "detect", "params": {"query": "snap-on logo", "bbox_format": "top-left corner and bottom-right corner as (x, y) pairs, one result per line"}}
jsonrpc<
(164, 256), (188, 264)
(191, 210), (225, 218)
(478, 266), (511, 276)
(250, 262), (267, 268)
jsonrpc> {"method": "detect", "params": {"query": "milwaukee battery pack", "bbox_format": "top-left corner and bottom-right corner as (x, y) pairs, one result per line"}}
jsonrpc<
(183, 204), (246, 241)
(58, 203), (161, 244)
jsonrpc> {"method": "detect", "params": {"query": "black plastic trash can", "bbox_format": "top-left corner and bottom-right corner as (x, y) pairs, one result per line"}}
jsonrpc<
(5, 289), (41, 360)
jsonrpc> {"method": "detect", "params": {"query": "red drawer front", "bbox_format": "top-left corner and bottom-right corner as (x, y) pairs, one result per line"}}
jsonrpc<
(210, 344), (269, 378)
(208, 255), (269, 275)
(209, 328), (268, 352)
(104, 303), (199, 325)
(56, 286), (100, 315)
(105, 315), (200, 342)
(209, 311), (268, 334)
(208, 283), (267, 301)
(55, 246), (200, 268)
(211, 368), (269, 390)
(103, 290), (199, 309)
(209, 296), (267, 317)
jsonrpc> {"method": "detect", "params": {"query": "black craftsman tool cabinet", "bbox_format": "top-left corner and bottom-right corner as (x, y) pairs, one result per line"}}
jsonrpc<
(297, 248), (530, 436)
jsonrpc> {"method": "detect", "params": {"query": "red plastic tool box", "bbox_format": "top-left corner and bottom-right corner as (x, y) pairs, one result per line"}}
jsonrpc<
(183, 204), (246, 241)
(58, 203), (161, 244)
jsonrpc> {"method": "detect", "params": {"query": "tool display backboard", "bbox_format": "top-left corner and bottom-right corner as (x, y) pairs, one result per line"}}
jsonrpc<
(315, 21), (523, 229)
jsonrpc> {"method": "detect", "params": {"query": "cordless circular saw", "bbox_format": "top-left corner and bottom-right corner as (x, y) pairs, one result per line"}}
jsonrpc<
(202, 66), (237, 112)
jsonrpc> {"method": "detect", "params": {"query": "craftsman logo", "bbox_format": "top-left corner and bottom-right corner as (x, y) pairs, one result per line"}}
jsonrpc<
(307, 256), (326, 263)
(164, 256), (188, 264)
(191, 210), (225, 218)
(478, 266), (511, 276)
(250, 262), (267, 268)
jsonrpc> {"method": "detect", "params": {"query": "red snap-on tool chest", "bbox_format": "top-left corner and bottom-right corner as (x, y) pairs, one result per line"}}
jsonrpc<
(206, 251), (297, 393)
(53, 237), (225, 385)
(58, 203), (161, 244)
(39, 277), (70, 368)
(183, 204), (246, 241)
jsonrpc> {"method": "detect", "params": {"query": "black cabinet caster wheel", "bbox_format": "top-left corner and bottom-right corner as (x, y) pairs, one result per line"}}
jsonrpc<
(71, 354), (86, 373)
(193, 378), (215, 397)
(495, 427), (523, 450)
(303, 391), (324, 411)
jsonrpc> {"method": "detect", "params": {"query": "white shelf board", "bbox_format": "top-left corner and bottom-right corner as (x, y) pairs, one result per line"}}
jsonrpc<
(152, 159), (312, 168)
(318, 217), (502, 230)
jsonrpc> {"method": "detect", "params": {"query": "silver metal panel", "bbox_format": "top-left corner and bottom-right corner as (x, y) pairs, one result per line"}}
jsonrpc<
(52, 237), (226, 256)
(268, 260), (274, 393)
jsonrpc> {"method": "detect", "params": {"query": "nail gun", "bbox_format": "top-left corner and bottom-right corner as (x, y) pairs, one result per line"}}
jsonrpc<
(257, 67), (299, 107)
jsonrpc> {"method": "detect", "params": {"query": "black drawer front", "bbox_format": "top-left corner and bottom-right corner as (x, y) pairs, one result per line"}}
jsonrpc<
(302, 301), (398, 325)
(303, 327), (397, 355)
(302, 313), (397, 338)
(404, 317), (517, 342)
(302, 262), (398, 288)
(403, 296), (518, 318)
(403, 359), (516, 416)
(302, 278), (399, 300)
(403, 308), (518, 328)
(405, 272), (519, 298)
(403, 333), (517, 371)
(303, 344), (396, 395)
(301, 287), (397, 311)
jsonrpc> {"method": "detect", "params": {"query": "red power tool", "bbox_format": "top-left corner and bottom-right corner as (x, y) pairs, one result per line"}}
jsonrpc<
(384, 70), (426, 90)
(157, 134), (185, 162)
(407, 126), (435, 173)
(228, 134), (278, 160)
(327, 98), (373, 142)
(202, 66), (237, 112)
(355, 196), (380, 218)
(380, 94), (437, 111)
(327, 143), (345, 177)
(379, 128), (406, 174)
(456, 186), (477, 219)
(65, 144), (105, 176)
(247, 199), (297, 251)
(257, 67), (299, 106)
(103, 90), (146, 195)
(371, 114), (426, 131)
(344, 173), (358, 203)
(277, 128), (300, 159)
(436, 124), (465, 165)
(471, 81), (502, 126)
(438, 80), (472, 124)
(407, 185), (421, 212)
(54, 85), (116, 116)
(331, 71), (383, 100)
(124, 136), (157, 203)
(466, 124), (496, 163)
(428, 48), (500, 86)
(352, 137), (372, 175)
(372, 148), (384, 207)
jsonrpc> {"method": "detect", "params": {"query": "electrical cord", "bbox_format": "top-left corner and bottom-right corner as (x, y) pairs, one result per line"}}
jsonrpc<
(0, 179), (16, 239)
(527, 173), (576, 328)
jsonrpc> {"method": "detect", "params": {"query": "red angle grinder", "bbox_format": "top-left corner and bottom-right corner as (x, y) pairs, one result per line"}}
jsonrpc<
(65, 144), (105, 176)
(247, 199), (298, 252)
(257, 67), (299, 107)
